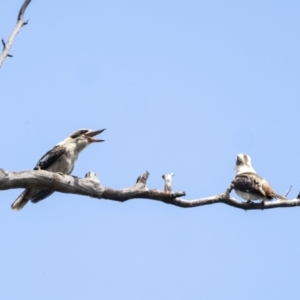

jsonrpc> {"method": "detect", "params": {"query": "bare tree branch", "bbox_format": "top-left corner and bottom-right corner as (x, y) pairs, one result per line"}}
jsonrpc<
(0, 169), (185, 205)
(0, 0), (31, 68)
(175, 194), (300, 210)
(0, 168), (300, 210)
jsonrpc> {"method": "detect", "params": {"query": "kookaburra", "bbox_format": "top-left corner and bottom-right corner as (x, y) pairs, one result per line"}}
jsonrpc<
(11, 128), (105, 211)
(231, 153), (286, 203)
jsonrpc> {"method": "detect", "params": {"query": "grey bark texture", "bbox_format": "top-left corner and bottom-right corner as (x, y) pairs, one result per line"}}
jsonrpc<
(1, 169), (300, 210)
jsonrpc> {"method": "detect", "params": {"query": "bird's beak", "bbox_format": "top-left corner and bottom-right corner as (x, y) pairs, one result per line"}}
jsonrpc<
(85, 129), (106, 143)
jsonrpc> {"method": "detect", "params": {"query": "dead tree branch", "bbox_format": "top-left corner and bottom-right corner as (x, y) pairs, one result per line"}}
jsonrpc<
(0, 169), (185, 206)
(0, 168), (300, 210)
(0, 0), (31, 68)
(162, 173), (174, 192)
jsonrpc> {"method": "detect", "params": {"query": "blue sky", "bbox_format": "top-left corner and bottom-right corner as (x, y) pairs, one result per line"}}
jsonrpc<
(1, 0), (300, 299)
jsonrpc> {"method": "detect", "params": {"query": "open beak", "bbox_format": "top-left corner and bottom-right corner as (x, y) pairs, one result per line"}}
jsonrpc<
(85, 129), (106, 143)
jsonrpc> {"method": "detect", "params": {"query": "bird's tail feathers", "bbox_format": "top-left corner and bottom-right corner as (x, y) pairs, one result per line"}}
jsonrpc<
(274, 194), (287, 201)
(31, 190), (54, 203)
(11, 191), (30, 211)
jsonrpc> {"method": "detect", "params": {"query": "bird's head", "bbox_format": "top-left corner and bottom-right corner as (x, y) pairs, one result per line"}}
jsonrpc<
(234, 153), (256, 175)
(58, 128), (105, 151)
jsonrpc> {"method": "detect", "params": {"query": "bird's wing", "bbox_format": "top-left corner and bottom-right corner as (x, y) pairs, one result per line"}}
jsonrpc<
(34, 145), (67, 170)
(233, 172), (267, 197)
(31, 161), (75, 204)
(27, 145), (67, 205)
(261, 178), (286, 200)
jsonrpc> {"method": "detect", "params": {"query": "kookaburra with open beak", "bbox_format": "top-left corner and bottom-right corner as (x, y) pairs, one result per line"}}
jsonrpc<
(11, 128), (105, 211)
(231, 153), (286, 203)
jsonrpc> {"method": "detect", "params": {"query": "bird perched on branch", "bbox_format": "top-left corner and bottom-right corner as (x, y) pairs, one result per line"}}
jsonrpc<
(231, 153), (286, 203)
(11, 128), (105, 211)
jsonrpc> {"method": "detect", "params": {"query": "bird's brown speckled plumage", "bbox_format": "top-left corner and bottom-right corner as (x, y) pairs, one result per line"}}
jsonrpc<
(232, 154), (286, 202)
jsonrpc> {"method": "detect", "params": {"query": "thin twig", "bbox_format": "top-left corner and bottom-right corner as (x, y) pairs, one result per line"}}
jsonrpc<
(17, 0), (31, 21)
(0, 0), (32, 68)
(284, 185), (292, 198)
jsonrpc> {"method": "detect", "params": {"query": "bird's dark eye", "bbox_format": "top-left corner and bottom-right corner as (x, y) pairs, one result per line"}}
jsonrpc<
(236, 159), (242, 165)
(70, 129), (89, 139)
